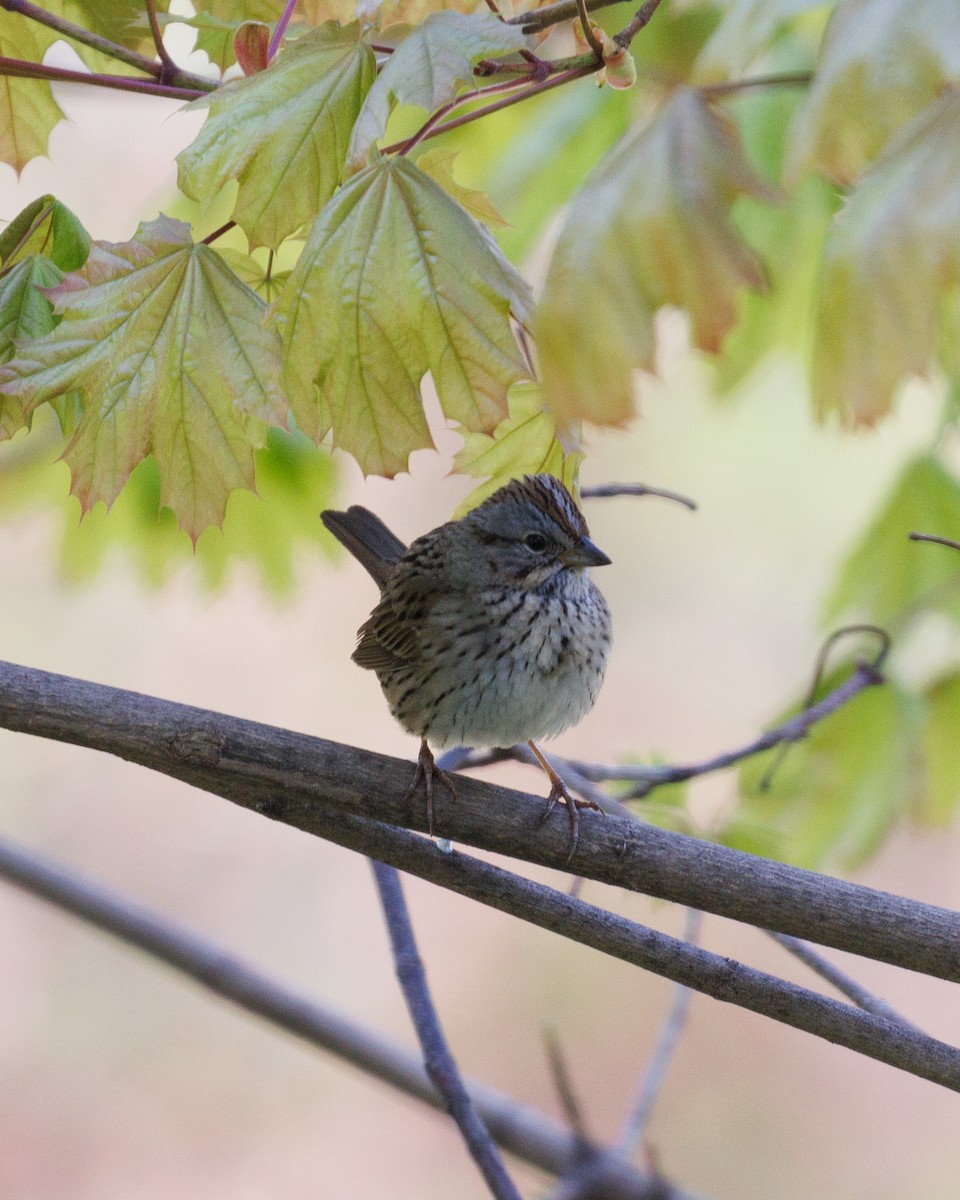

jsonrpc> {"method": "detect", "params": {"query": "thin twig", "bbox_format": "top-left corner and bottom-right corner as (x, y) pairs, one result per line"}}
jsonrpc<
(574, 0), (604, 58)
(0, 0), (214, 91)
(506, 0), (626, 35)
(699, 70), (814, 98)
(768, 933), (925, 1033)
(617, 909), (702, 1154)
(370, 861), (523, 1200)
(613, 0), (664, 49)
(268, 0), (299, 60)
(909, 531), (960, 553)
(0, 832), (681, 1199)
(201, 220), (238, 246)
(0, 55), (207, 100)
(581, 483), (697, 511)
(544, 1029), (593, 1143)
(144, 0), (177, 78)
(392, 75), (539, 156)
(381, 62), (597, 154)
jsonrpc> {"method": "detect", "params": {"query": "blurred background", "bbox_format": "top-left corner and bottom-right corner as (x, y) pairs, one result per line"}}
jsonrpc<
(1, 30), (960, 1200)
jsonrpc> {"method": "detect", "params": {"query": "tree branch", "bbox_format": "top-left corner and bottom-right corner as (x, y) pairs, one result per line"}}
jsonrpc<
(0, 0), (216, 92)
(0, 54), (208, 100)
(371, 861), (522, 1200)
(0, 661), (958, 986)
(0, 832), (682, 1200)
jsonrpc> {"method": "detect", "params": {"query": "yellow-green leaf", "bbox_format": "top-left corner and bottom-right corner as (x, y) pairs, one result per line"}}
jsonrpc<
(0, 196), (90, 273)
(347, 11), (529, 167)
(178, 24), (375, 250)
(276, 155), (532, 477)
(0, 257), (63, 438)
(787, 0), (960, 184)
(812, 93), (960, 425)
(0, 215), (285, 539)
(536, 89), (777, 426)
(694, 0), (823, 79)
(826, 454), (960, 625)
(415, 148), (508, 229)
(0, 19), (65, 174)
(920, 672), (960, 827)
(452, 381), (583, 513)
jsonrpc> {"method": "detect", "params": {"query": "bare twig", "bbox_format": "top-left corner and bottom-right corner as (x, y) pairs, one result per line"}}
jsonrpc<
(371, 861), (522, 1200)
(544, 1029), (593, 1143)
(0, 55), (207, 100)
(574, 0), (604, 58)
(507, 0), (626, 35)
(909, 531), (960, 553)
(0, 0), (215, 91)
(767, 933), (924, 1033)
(613, 0), (664, 49)
(0, 832), (680, 1199)
(439, 635), (888, 802)
(699, 70), (814, 98)
(617, 909), (702, 1154)
(581, 483), (697, 511)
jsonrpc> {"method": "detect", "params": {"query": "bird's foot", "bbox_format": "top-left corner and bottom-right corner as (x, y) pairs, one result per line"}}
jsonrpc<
(528, 740), (603, 863)
(405, 739), (457, 836)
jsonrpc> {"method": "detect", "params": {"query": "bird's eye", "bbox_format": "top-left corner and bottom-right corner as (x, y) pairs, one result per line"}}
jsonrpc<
(524, 532), (548, 552)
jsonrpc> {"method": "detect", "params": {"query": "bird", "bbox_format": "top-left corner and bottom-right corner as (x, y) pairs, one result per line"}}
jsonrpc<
(321, 474), (612, 859)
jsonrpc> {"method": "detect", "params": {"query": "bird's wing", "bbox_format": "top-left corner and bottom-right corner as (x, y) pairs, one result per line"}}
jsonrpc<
(352, 595), (422, 672)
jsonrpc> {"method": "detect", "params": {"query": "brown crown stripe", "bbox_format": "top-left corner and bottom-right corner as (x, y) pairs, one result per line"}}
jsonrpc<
(478, 475), (588, 541)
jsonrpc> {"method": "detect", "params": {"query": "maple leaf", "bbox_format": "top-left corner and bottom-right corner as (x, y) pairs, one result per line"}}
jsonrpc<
(788, 0), (960, 184)
(0, 216), (285, 539)
(536, 88), (778, 426)
(812, 93), (960, 425)
(275, 155), (531, 477)
(0, 18), (65, 174)
(179, 24), (375, 250)
(452, 381), (583, 513)
(347, 11), (530, 167)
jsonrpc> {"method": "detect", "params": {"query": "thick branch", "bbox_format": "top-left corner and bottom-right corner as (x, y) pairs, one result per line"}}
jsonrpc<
(1, 660), (959, 985)
(0, 833), (678, 1200)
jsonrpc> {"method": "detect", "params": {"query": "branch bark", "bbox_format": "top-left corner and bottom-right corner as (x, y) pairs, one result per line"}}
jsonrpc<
(2, 661), (960, 1091)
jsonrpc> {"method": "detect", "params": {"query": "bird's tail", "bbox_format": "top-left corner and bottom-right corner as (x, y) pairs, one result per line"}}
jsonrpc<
(320, 506), (407, 589)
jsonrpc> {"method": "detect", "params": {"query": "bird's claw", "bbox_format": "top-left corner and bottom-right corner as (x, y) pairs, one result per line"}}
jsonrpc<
(537, 779), (604, 863)
(405, 739), (457, 835)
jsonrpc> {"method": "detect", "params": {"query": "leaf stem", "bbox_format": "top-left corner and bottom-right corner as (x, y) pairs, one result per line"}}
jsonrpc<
(574, 0), (604, 58)
(201, 220), (238, 245)
(268, 0), (299, 60)
(0, 54), (208, 100)
(390, 74), (541, 156)
(144, 0), (178, 80)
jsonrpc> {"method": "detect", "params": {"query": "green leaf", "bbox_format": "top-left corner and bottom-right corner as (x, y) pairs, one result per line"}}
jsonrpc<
(0, 196), (90, 273)
(787, 0), (960, 184)
(414, 148), (508, 228)
(826, 455), (960, 624)
(536, 88), (778, 427)
(694, 0), (824, 79)
(920, 671), (960, 827)
(452, 381), (583, 513)
(215, 247), (292, 304)
(0, 257), (64, 438)
(276, 155), (532, 477)
(811, 93), (960, 425)
(178, 24), (375, 251)
(347, 11), (530, 167)
(0, 19), (65, 174)
(730, 673), (924, 869)
(0, 215), (285, 539)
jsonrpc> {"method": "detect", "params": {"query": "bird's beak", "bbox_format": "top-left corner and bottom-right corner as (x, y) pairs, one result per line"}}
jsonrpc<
(563, 536), (612, 568)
